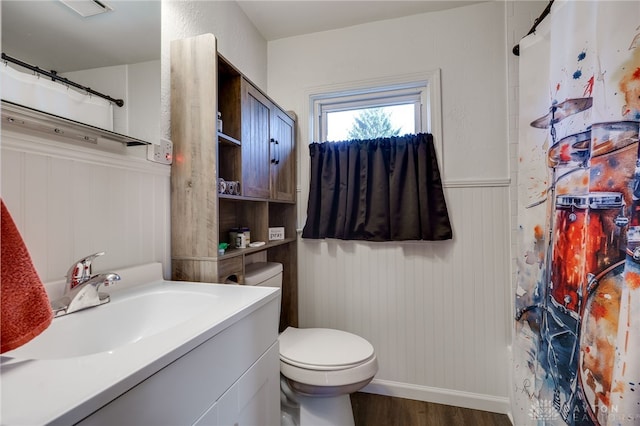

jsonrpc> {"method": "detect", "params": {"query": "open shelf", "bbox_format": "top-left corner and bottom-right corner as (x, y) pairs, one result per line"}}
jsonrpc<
(218, 194), (295, 204)
(218, 198), (268, 246)
(269, 203), (297, 239)
(218, 132), (241, 146)
(218, 142), (241, 184)
(217, 56), (242, 142)
(218, 193), (249, 201)
(218, 238), (296, 260)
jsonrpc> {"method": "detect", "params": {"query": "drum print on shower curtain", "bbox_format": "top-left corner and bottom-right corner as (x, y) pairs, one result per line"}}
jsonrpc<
(513, 1), (640, 425)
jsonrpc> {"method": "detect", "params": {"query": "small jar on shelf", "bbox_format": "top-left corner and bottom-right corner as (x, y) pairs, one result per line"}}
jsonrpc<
(229, 227), (251, 248)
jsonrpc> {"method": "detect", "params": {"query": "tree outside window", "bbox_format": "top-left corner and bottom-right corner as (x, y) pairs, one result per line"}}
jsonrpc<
(347, 107), (402, 140)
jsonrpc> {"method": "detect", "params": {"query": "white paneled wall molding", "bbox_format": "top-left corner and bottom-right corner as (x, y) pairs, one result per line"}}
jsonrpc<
(443, 178), (510, 188)
(1, 130), (165, 173)
(1, 129), (171, 283)
(298, 184), (511, 414)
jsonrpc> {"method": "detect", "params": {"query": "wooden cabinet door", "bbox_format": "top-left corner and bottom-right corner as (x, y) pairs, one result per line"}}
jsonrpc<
(270, 107), (295, 202)
(241, 81), (271, 199)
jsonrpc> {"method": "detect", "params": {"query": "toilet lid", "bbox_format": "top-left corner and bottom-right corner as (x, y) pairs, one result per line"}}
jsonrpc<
(279, 327), (375, 370)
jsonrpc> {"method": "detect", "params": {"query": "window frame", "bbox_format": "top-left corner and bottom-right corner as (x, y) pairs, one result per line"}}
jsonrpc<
(308, 70), (443, 168)
(318, 89), (422, 142)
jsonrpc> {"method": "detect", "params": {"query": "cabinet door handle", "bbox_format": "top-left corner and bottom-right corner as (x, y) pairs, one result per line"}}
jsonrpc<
(271, 138), (279, 164)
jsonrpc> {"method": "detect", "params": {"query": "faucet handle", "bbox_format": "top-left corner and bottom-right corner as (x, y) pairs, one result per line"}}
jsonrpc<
(100, 272), (121, 287)
(66, 251), (105, 289)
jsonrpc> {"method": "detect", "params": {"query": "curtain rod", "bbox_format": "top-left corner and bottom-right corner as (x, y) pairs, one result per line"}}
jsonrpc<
(1, 53), (124, 107)
(512, 0), (554, 56)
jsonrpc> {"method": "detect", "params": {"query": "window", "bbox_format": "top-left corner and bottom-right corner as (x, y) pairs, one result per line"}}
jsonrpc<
(326, 104), (415, 141)
(310, 71), (442, 150)
(302, 72), (450, 242)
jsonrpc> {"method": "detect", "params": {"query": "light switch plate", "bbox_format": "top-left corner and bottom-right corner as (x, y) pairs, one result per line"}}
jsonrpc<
(147, 138), (173, 165)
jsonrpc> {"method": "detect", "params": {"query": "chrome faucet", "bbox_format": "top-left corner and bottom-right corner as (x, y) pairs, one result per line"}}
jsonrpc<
(51, 252), (121, 317)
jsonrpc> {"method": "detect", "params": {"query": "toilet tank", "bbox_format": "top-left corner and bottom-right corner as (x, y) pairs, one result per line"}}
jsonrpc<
(244, 262), (283, 288)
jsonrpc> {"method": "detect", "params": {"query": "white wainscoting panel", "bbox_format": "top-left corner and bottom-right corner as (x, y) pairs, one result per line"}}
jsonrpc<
(297, 182), (511, 413)
(1, 129), (171, 286)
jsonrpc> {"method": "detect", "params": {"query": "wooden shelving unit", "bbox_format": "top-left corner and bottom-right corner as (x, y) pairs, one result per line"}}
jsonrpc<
(170, 34), (298, 329)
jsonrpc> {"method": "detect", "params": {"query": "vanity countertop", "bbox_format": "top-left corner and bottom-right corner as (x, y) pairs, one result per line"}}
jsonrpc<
(0, 263), (279, 426)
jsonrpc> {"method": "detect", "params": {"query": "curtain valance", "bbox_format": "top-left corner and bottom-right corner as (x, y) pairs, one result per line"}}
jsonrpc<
(302, 133), (452, 241)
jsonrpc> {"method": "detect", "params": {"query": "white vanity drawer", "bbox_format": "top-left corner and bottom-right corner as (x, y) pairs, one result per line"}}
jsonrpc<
(194, 342), (279, 426)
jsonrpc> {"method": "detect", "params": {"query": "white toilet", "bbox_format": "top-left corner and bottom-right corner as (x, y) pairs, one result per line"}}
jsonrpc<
(244, 262), (378, 426)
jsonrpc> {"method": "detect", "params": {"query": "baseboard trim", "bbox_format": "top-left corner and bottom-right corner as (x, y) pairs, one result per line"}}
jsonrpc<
(361, 379), (511, 415)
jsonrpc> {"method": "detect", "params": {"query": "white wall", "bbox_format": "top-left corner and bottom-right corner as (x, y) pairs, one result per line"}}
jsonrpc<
(128, 61), (162, 144)
(268, 2), (509, 182)
(160, 0), (267, 140)
(64, 60), (161, 144)
(267, 1), (527, 414)
(1, 130), (171, 284)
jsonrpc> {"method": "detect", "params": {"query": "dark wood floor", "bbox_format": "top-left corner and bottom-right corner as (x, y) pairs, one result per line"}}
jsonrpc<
(351, 392), (512, 426)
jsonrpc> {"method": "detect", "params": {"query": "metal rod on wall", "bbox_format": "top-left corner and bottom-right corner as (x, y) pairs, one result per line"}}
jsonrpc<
(1, 52), (125, 107)
(512, 0), (554, 56)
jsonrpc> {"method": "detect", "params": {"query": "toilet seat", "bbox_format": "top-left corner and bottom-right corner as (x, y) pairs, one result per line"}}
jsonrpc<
(279, 327), (375, 370)
(279, 327), (378, 391)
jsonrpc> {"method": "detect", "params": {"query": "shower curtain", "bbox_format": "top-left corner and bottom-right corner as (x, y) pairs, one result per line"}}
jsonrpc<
(514, 1), (640, 425)
(1, 64), (114, 130)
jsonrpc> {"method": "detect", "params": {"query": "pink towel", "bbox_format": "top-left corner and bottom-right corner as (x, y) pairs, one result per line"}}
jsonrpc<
(1, 199), (53, 354)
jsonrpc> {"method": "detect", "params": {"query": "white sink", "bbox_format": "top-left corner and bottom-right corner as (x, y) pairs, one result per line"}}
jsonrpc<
(6, 287), (219, 359)
(0, 263), (280, 426)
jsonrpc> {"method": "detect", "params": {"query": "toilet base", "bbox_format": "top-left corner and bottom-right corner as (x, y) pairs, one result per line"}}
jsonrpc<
(281, 377), (355, 426)
(298, 394), (354, 426)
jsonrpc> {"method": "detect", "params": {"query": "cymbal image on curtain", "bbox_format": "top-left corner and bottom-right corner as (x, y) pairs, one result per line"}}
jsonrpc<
(530, 97), (593, 129)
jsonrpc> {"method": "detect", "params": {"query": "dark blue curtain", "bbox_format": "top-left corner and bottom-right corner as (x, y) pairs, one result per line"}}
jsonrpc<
(302, 133), (452, 241)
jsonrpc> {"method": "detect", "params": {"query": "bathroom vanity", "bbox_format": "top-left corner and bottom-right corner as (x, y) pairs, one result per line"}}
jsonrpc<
(0, 263), (281, 425)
